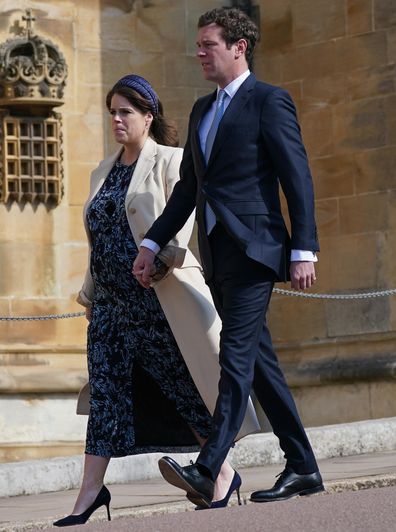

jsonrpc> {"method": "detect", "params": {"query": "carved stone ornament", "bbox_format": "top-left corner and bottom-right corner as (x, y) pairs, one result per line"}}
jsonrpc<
(0, 9), (68, 107)
(0, 10), (66, 205)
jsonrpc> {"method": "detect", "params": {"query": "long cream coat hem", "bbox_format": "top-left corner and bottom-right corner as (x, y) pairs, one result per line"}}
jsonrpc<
(76, 137), (260, 441)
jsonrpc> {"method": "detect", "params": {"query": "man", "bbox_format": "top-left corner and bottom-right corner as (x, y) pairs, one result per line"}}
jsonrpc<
(133, 7), (323, 508)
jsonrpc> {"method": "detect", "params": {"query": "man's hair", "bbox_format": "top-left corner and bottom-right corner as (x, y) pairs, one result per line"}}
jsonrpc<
(198, 7), (259, 65)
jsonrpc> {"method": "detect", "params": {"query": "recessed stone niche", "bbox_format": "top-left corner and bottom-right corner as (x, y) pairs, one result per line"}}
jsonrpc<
(0, 9), (67, 205)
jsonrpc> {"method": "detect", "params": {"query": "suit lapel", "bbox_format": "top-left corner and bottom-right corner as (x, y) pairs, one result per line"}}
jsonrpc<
(208, 73), (256, 166)
(192, 91), (217, 171)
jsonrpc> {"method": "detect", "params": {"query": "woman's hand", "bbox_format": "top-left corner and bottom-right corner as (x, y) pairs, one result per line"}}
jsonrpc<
(133, 247), (156, 288)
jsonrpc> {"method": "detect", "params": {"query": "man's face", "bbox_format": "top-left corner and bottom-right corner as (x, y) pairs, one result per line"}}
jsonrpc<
(196, 23), (238, 86)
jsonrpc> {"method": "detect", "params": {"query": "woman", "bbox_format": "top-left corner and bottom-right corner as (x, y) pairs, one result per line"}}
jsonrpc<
(54, 75), (260, 527)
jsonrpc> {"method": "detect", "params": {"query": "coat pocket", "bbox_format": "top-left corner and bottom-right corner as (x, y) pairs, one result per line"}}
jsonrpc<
(224, 200), (270, 215)
(225, 201), (270, 232)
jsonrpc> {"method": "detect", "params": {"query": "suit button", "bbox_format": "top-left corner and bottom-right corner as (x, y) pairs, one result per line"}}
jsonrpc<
(130, 208), (136, 214)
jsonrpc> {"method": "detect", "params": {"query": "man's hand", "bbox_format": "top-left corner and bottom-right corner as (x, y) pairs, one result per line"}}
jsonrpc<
(133, 247), (156, 288)
(290, 261), (316, 290)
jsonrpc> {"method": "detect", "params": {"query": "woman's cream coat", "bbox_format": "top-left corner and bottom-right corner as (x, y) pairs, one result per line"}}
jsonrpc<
(76, 136), (260, 441)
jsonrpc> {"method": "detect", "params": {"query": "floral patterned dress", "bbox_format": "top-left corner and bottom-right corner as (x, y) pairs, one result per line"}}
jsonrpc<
(85, 159), (212, 457)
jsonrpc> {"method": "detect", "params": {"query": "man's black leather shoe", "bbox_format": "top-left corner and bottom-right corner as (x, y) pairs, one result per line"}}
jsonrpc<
(158, 456), (214, 508)
(250, 468), (324, 502)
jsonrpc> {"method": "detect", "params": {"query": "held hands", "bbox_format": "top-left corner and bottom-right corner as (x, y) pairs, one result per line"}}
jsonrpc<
(133, 247), (156, 288)
(290, 261), (316, 290)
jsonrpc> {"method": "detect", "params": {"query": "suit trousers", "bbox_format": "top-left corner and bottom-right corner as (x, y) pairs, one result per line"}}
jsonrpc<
(196, 223), (318, 480)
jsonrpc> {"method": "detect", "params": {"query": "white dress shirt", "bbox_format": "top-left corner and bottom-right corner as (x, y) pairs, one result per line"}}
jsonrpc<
(142, 69), (317, 263)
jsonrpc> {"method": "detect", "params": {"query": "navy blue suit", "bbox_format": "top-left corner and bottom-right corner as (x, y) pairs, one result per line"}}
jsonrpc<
(146, 73), (319, 479)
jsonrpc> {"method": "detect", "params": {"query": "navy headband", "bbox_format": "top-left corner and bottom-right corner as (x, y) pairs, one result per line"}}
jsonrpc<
(114, 74), (159, 116)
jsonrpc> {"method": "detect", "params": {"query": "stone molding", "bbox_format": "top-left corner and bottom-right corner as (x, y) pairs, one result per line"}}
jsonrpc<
(1, 417), (395, 497)
(1, 334), (396, 392)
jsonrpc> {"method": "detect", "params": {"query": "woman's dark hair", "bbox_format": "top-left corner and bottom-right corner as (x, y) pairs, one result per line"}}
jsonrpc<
(198, 7), (259, 66)
(105, 85), (179, 147)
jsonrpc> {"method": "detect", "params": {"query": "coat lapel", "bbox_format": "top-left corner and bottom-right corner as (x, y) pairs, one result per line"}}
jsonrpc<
(82, 148), (121, 234)
(125, 136), (157, 206)
(126, 137), (157, 204)
(84, 137), (157, 226)
(89, 149), (120, 201)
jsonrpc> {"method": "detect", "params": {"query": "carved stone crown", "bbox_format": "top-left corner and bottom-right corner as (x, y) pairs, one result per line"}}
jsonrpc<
(0, 11), (67, 107)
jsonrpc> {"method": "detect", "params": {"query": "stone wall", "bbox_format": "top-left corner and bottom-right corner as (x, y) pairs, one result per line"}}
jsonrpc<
(254, 0), (396, 426)
(0, 0), (104, 462)
(0, 0), (395, 461)
(0, 0), (224, 462)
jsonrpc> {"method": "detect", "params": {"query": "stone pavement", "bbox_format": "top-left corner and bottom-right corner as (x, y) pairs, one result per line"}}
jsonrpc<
(1, 450), (396, 531)
(79, 485), (396, 532)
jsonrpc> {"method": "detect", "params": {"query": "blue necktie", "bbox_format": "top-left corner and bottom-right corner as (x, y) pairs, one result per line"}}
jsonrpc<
(204, 90), (226, 234)
(205, 89), (226, 162)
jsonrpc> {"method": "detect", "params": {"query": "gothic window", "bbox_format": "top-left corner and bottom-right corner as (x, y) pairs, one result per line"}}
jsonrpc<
(0, 112), (62, 203)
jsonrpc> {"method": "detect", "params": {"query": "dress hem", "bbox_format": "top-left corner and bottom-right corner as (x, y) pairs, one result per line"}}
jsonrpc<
(85, 444), (201, 458)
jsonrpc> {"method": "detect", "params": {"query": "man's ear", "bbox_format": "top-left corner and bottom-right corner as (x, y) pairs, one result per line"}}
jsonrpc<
(235, 38), (248, 57)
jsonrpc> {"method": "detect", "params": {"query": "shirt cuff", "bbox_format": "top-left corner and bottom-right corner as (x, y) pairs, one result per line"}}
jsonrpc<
(291, 250), (318, 262)
(140, 238), (160, 255)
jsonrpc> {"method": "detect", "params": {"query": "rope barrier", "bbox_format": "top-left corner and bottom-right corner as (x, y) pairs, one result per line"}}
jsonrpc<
(273, 288), (396, 299)
(0, 288), (395, 320)
(0, 312), (85, 322)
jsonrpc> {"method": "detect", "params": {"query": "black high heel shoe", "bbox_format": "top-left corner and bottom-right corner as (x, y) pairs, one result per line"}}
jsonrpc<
(53, 485), (111, 527)
(195, 470), (242, 510)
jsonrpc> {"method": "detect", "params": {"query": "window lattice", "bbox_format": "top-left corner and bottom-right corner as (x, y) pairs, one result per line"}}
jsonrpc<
(0, 113), (63, 204)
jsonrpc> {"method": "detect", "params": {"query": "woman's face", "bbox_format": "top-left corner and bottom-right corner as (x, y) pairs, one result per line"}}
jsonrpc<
(109, 93), (152, 148)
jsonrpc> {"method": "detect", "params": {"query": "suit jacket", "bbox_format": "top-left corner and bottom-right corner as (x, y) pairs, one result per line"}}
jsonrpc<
(145, 73), (319, 282)
(76, 136), (260, 440)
